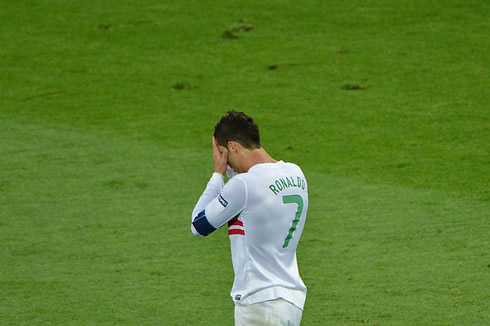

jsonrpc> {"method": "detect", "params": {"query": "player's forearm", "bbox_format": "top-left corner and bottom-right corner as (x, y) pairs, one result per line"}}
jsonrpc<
(191, 172), (225, 221)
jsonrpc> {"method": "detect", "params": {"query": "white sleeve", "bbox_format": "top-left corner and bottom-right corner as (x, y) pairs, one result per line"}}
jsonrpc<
(191, 176), (247, 237)
(191, 172), (224, 220)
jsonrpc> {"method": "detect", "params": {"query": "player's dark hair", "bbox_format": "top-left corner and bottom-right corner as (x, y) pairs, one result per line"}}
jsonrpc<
(214, 110), (261, 149)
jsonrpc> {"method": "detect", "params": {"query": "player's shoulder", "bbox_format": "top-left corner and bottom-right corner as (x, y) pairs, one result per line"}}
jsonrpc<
(274, 160), (304, 174)
(247, 161), (304, 178)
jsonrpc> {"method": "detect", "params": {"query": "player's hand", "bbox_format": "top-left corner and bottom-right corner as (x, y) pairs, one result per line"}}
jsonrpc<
(213, 137), (228, 176)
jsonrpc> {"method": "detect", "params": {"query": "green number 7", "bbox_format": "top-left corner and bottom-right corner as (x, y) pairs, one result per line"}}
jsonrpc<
(282, 194), (304, 248)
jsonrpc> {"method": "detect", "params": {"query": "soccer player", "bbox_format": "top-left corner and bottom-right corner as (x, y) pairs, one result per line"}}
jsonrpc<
(191, 111), (308, 325)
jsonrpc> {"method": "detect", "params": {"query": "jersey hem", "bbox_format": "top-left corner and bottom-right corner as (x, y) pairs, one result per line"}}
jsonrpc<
(232, 286), (307, 311)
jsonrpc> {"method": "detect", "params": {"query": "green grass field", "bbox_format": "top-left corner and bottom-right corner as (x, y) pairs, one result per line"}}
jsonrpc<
(1, 0), (489, 325)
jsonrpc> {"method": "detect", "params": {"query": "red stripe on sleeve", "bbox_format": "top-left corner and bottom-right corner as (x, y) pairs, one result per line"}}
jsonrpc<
(228, 219), (244, 227)
(228, 229), (245, 235)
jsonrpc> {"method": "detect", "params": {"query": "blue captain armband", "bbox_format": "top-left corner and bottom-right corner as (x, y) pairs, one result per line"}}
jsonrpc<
(192, 210), (217, 236)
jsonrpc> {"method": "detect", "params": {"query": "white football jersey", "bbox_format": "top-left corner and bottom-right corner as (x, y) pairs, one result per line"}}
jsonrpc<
(191, 161), (308, 310)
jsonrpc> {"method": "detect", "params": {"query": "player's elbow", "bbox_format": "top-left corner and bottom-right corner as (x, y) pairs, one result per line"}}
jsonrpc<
(191, 210), (217, 237)
(191, 224), (204, 237)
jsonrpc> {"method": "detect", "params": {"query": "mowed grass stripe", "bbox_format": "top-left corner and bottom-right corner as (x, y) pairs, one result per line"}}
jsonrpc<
(1, 119), (488, 324)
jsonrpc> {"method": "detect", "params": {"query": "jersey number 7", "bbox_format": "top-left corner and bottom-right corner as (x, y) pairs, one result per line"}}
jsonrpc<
(282, 194), (304, 248)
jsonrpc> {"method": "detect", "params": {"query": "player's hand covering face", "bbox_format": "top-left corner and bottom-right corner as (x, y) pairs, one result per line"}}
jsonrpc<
(213, 137), (228, 175)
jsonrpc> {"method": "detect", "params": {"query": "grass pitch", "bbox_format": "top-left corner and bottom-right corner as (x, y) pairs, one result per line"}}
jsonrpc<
(1, 0), (489, 325)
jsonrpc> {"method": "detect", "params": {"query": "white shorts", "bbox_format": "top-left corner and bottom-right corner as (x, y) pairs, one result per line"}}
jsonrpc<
(234, 299), (303, 326)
